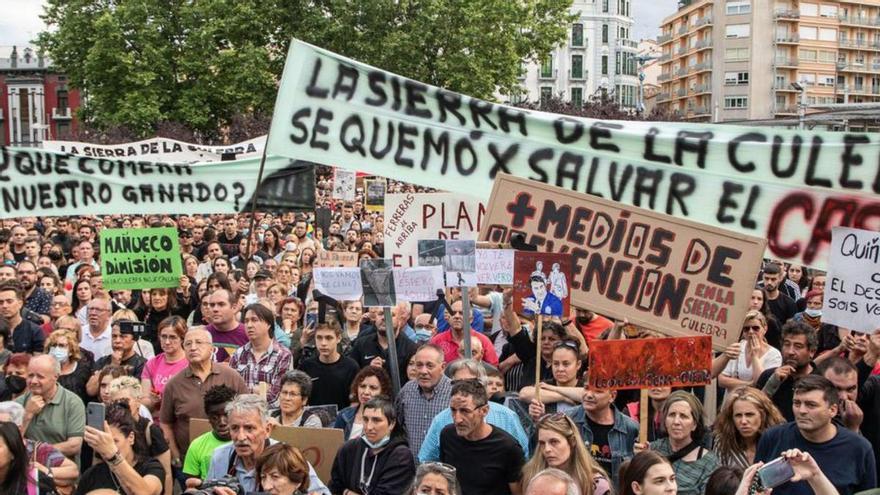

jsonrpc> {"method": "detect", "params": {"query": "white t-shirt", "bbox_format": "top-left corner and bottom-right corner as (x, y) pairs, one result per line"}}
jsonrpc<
(722, 340), (783, 383)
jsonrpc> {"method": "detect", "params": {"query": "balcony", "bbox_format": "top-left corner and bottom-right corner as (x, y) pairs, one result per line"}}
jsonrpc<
(774, 57), (799, 67)
(693, 83), (711, 94)
(658, 33), (673, 44)
(676, 67), (690, 77)
(618, 39), (639, 51)
(773, 82), (799, 91)
(676, 88), (687, 97)
(839, 39), (880, 51)
(52, 107), (72, 120)
(569, 69), (586, 80)
(839, 15), (880, 27)
(775, 34), (800, 44)
(538, 69), (557, 80)
(840, 63), (880, 73)
(775, 106), (799, 115)
(692, 61), (712, 73)
(677, 24), (689, 35)
(694, 16), (713, 29)
(774, 9), (800, 20)
(693, 39), (712, 51)
(657, 92), (672, 102)
(675, 46), (688, 56)
(658, 53), (671, 62)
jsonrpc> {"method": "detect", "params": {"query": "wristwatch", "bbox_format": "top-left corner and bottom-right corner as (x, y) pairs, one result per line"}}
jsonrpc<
(106, 451), (124, 466)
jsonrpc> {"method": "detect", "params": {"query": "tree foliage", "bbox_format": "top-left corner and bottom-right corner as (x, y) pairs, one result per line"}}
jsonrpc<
(517, 94), (682, 121)
(38, 0), (574, 138)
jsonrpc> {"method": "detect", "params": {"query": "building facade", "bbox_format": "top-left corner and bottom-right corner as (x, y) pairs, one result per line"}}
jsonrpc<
(513, 0), (640, 109)
(0, 46), (81, 146)
(656, 0), (880, 124)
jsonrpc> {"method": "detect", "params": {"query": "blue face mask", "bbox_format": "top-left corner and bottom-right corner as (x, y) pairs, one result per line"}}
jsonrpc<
(362, 434), (391, 449)
(415, 329), (433, 342)
(805, 308), (822, 318)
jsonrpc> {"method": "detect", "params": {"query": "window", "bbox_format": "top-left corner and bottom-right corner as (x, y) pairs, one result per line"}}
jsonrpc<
(818, 75), (835, 87)
(726, 0), (751, 15)
(800, 3), (818, 16)
(725, 71), (750, 85)
(602, 24), (609, 44)
(572, 24), (584, 47)
(819, 51), (836, 63)
(540, 87), (553, 104)
(799, 49), (817, 61)
(603, 0), (609, 13)
(616, 53), (621, 73)
(819, 5), (837, 17)
(56, 122), (71, 140)
(725, 47), (749, 61)
(540, 56), (554, 78)
(571, 88), (583, 108)
(724, 96), (748, 108)
(818, 28), (837, 42)
(56, 89), (69, 110)
(725, 24), (750, 38)
(776, 95), (788, 107)
(799, 73), (817, 86)
(571, 55), (584, 79)
(799, 26), (818, 40)
(602, 55), (608, 75)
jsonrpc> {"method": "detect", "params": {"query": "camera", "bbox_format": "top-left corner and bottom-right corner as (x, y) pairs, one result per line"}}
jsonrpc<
(191, 476), (244, 495)
(117, 320), (146, 339)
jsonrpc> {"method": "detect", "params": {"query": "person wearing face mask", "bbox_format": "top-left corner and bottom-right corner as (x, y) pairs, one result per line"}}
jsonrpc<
(792, 290), (840, 359)
(44, 329), (92, 406)
(0, 353), (30, 401)
(328, 397), (416, 495)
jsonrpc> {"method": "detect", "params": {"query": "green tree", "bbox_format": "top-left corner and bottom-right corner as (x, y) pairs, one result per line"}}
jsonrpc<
(38, 0), (574, 138)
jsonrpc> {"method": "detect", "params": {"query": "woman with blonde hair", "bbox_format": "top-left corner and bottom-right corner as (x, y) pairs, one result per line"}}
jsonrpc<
(521, 413), (611, 495)
(45, 328), (92, 404)
(713, 386), (785, 469)
(716, 310), (782, 393)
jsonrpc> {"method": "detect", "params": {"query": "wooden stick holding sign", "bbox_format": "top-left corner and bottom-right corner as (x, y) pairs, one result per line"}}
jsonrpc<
(513, 251), (573, 405)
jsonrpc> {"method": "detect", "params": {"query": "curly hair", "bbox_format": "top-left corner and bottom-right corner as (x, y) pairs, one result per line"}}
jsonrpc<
(713, 386), (785, 467)
(349, 366), (392, 404)
(44, 329), (82, 362)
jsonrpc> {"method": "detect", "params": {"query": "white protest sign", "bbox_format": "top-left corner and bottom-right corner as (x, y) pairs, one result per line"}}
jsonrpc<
(476, 249), (515, 285)
(332, 168), (356, 201)
(823, 227), (880, 334)
(384, 193), (485, 267)
(314, 267), (363, 301)
(393, 266), (445, 302)
(43, 136), (265, 163)
(444, 240), (477, 287)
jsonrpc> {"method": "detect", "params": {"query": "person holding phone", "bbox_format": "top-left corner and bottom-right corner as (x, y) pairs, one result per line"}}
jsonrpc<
(735, 449), (838, 495)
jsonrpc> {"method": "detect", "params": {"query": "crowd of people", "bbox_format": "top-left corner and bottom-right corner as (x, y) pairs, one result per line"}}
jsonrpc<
(0, 172), (876, 495)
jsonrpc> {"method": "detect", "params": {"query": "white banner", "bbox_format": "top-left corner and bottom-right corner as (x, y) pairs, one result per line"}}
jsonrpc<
(476, 249), (515, 285)
(43, 136), (265, 163)
(384, 193), (485, 267)
(314, 267), (363, 301)
(393, 266), (445, 302)
(823, 227), (880, 334)
(332, 168), (356, 201)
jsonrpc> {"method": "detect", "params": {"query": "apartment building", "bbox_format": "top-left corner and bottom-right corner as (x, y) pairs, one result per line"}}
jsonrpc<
(513, 0), (640, 109)
(656, 0), (880, 124)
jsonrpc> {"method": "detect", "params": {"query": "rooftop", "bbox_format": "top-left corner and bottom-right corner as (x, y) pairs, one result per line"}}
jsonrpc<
(0, 45), (53, 70)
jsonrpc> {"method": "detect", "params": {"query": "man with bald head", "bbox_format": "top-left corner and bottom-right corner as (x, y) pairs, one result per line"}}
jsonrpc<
(525, 468), (581, 495)
(16, 354), (85, 461)
(160, 327), (247, 467)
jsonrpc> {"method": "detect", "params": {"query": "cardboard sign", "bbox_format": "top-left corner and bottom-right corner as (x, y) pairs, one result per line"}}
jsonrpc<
(315, 250), (358, 267)
(361, 259), (396, 307)
(189, 419), (343, 483)
(481, 174), (766, 350)
(314, 267), (363, 301)
(513, 251), (573, 317)
(444, 240), (477, 287)
(394, 266), (445, 302)
(823, 227), (880, 333)
(364, 179), (386, 213)
(476, 249), (515, 286)
(332, 167), (356, 201)
(101, 227), (182, 290)
(588, 336), (713, 390)
(384, 193), (486, 267)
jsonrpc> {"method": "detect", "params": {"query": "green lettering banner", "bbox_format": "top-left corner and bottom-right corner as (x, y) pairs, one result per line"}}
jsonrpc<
(101, 228), (183, 290)
(267, 39), (880, 271)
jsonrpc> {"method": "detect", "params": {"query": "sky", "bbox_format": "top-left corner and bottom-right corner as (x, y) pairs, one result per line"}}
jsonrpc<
(0, 0), (679, 50)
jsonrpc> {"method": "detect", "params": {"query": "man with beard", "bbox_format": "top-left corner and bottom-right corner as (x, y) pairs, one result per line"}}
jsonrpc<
(0, 280), (45, 353)
(762, 263), (798, 345)
(217, 216), (243, 257)
(756, 375), (876, 495)
(183, 385), (236, 484)
(756, 321), (821, 421)
(18, 260), (50, 319)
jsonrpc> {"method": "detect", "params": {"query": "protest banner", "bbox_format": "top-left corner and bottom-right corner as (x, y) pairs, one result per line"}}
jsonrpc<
(823, 227), (880, 333)
(588, 336), (713, 390)
(513, 251), (572, 317)
(332, 167), (356, 201)
(43, 135), (265, 162)
(0, 147), (315, 217)
(361, 259), (396, 307)
(418, 240), (446, 267)
(315, 250), (358, 267)
(100, 227), (182, 290)
(444, 240), (477, 287)
(481, 174), (766, 350)
(394, 266), (445, 302)
(267, 39), (880, 270)
(314, 267), (363, 301)
(476, 249), (515, 285)
(364, 179), (386, 212)
(189, 419), (343, 483)
(384, 193), (486, 267)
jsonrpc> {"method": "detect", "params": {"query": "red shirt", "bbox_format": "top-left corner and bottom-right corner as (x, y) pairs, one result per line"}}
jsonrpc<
(576, 315), (614, 344)
(430, 330), (499, 366)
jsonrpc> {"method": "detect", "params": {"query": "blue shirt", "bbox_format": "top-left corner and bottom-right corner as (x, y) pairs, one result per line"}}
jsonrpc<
(436, 309), (485, 333)
(418, 401), (530, 462)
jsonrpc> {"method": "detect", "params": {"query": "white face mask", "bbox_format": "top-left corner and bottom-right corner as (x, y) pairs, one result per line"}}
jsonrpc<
(49, 346), (69, 364)
(805, 308), (822, 318)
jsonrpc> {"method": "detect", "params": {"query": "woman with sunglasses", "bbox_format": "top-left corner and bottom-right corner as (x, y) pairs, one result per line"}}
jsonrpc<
(717, 310), (782, 393)
(521, 413), (610, 495)
(407, 462), (460, 495)
(520, 339), (586, 419)
(329, 397), (416, 495)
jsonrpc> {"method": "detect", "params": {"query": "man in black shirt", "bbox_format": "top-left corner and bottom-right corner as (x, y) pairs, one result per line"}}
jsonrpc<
(217, 216), (243, 257)
(763, 263), (797, 331)
(756, 321), (819, 422)
(0, 280), (45, 353)
(439, 379), (524, 495)
(299, 323), (360, 410)
(350, 302), (417, 385)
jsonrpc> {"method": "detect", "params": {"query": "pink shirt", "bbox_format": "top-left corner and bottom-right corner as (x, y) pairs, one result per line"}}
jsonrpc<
(430, 330), (499, 366)
(141, 353), (189, 396)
